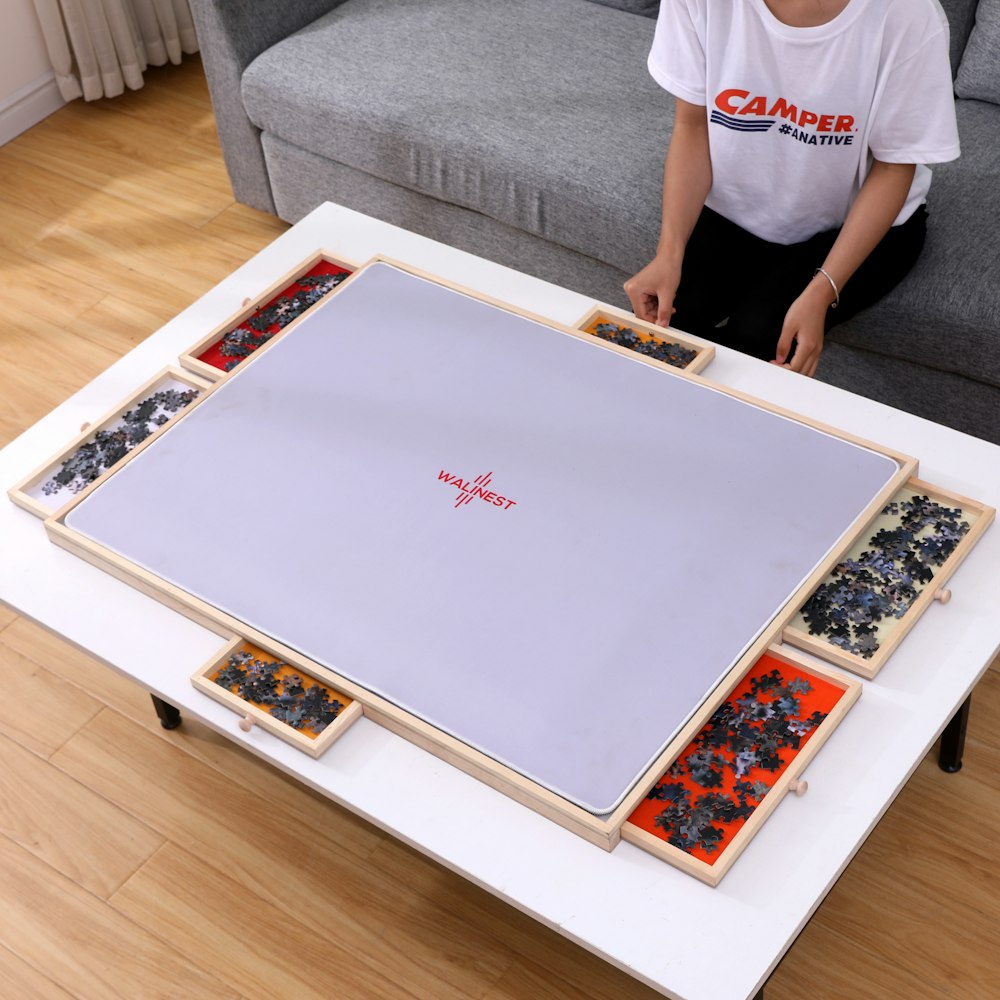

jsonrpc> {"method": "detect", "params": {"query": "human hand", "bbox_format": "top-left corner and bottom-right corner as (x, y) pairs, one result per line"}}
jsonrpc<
(772, 280), (832, 378)
(623, 253), (682, 327)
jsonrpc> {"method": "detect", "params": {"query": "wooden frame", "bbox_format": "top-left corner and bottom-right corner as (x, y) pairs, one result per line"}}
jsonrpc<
(571, 302), (715, 375)
(178, 249), (357, 381)
(783, 477), (995, 679)
(7, 366), (211, 520)
(621, 644), (861, 887)
(44, 255), (928, 874)
(192, 636), (362, 758)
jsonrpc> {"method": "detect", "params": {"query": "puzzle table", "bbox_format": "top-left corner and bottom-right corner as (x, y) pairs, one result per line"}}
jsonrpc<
(2, 202), (999, 999)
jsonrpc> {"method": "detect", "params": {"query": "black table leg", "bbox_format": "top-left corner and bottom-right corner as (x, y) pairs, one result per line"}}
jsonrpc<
(939, 695), (971, 773)
(151, 694), (182, 730)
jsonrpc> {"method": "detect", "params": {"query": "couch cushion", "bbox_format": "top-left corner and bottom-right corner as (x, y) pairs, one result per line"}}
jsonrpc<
(831, 98), (1000, 389)
(818, 342), (1000, 445)
(955, 0), (1000, 103)
(262, 131), (634, 310)
(939, 0), (982, 77)
(242, 0), (671, 275)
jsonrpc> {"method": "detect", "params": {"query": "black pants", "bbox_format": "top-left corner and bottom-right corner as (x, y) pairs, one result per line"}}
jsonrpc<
(671, 205), (927, 362)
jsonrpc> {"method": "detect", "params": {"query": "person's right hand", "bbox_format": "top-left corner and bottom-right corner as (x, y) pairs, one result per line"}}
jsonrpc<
(623, 252), (682, 327)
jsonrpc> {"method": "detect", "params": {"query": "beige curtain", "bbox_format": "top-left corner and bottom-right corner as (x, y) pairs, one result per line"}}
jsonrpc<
(32, 0), (198, 101)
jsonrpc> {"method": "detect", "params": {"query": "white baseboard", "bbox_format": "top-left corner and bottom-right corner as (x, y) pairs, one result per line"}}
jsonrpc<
(0, 72), (67, 146)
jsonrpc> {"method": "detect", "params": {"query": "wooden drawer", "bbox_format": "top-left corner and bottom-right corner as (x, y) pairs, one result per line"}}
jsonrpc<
(571, 302), (715, 375)
(192, 637), (362, 758)
(7, 366), (210, 520)
(783, 478), (994, 678)
(179, 249), (356, 381)
(622, 644), (859, 886)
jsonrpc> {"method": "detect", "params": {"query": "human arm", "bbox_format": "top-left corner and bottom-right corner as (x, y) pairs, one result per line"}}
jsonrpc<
(774, 159), (916, 377)
(623, 97), (712, 327)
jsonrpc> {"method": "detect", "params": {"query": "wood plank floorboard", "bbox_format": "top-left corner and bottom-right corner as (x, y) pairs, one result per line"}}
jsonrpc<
(0, 164), (249, 302)
(1, 313), (122, 424)
(110, 838), (656, 1000)
(0, 244), (105, 328)
(55, 710), (514, 1000)
(0, 619), (388, 856)
(0, 834), (242, 1000)
(0, 942), (77, 1000)
(66, 290), (179, 357)
(110, 842), (439, 1000)
(3, 123), (231, 229)
(0, 731), (163, 898)
(1, 53), (997, 1000)
(0, 642), (103, 758)
(0, 603), (17, 631)
(199, 202), (289, 253)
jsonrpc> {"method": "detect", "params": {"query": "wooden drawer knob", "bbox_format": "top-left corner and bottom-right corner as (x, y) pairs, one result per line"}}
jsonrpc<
(80, 421), (91, 432)
(934, 588), (952, 605)
(789, 779), (808, 797)
(238, 715), (255, 732)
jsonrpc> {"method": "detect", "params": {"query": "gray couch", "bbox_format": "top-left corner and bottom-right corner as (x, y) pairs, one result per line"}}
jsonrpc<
(189, 0), (1000, 443)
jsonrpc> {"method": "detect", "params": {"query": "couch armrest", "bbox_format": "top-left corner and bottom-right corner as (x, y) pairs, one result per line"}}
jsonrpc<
(189, 0), (347, 213)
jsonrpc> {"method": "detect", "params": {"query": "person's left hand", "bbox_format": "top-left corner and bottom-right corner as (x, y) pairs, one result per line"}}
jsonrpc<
(771, 282), (831, 377)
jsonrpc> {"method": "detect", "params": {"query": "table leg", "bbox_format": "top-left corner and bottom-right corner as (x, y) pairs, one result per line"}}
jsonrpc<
(939, 695), (971, 773)
(151, 694), (182, 730)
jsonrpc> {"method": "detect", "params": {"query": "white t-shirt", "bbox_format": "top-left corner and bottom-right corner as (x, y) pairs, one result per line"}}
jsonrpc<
(648, 0), (961, 244)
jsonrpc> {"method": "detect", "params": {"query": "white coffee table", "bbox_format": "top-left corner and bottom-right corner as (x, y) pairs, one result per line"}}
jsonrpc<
(3, 202), (998, 1000)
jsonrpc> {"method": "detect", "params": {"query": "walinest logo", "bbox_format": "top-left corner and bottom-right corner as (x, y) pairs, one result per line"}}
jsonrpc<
(437, 470), (518, 510)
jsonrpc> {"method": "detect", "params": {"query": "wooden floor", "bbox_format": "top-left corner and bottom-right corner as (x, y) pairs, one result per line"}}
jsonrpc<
(1, 56), (998, 1000)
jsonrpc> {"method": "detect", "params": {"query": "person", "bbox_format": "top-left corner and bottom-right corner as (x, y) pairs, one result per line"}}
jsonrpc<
(623, 0), (960, 377)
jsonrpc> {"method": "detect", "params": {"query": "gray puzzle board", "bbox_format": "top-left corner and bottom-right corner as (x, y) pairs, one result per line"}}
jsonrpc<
(65, 262), (899, 814)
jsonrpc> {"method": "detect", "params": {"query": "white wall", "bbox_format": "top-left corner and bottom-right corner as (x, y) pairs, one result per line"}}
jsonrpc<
(0, 0), (66, 144)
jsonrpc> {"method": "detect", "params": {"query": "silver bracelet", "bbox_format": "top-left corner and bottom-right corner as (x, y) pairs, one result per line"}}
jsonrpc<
(814, 267), (840, 309)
